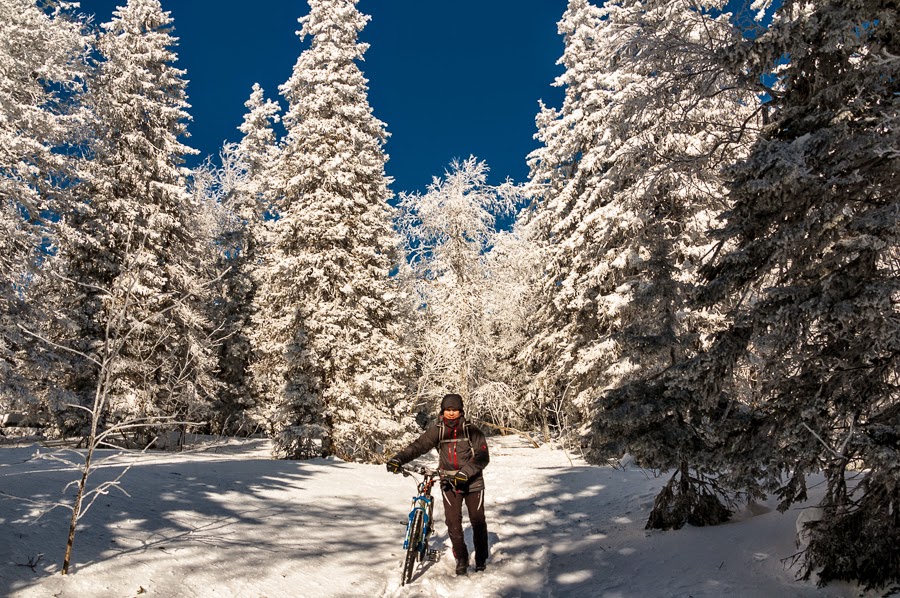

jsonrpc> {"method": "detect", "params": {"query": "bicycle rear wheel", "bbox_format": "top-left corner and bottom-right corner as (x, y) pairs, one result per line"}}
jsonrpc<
(402, 510), (424, 586)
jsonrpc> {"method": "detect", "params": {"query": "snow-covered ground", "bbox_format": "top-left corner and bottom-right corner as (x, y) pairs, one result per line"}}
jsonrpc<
(0, 435), (880, 597)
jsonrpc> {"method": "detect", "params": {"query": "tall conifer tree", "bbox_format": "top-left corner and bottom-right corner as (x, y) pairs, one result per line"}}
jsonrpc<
(522, 0), (758, 524)
(211, 84), (281, 434)
(252, 0), (415, 461)
(58, 0), (217, 432)
(665, 0), (899, 586)
(0, 0), (87, 424)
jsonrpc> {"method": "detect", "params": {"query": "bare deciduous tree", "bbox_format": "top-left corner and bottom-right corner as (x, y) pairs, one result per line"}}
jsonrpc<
(20, 231), (222, 574)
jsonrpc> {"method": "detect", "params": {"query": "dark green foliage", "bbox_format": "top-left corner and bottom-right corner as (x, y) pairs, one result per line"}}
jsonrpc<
(210, 260), (258, 436)
(801, 469), (900, 589)
(670, 0), (900, 588)
(646, 464), (733, 530)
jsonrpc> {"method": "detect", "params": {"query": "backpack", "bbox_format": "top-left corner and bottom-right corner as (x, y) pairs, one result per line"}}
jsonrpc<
(438, 421), (475, 465)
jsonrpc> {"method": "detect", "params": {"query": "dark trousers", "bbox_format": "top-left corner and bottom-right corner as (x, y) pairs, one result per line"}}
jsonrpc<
(442, 487), (488, 565)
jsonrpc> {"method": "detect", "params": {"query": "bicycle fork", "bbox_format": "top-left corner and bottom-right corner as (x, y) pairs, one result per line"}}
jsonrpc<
(403, 496), (433, 551)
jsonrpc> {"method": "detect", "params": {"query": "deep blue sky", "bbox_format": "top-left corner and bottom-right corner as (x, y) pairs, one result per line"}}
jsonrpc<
(77, 1), (568, 195)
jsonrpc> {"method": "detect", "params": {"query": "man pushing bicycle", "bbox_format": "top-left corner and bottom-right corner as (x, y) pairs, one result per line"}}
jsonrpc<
(387, 393), (491, 576)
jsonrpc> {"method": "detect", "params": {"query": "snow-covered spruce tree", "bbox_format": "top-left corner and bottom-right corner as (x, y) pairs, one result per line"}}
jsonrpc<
(0, 0), (88, 428)
(664, 0), (898, 587)
(521, 0), (759, 525)
(209, 85), (280, 435)
(252, 0), (415, 461)
(398, 157), (518, 425)
(57, 0), (218, 440)
(515, 0), (602, 441)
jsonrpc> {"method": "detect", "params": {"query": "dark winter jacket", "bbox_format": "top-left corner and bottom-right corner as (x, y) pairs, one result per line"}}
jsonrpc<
(393, 416), (490, 492)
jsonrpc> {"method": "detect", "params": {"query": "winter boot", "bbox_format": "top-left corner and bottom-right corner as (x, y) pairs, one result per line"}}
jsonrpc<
(455, 559), (468, 576)
(474, 561), (486, 572)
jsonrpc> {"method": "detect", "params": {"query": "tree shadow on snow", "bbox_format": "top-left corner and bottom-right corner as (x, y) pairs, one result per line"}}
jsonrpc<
(481, 463), (820, 598)
(482, 465), (657, 597)
(0, 441), (400, 596)
(0, 446), (821, 597)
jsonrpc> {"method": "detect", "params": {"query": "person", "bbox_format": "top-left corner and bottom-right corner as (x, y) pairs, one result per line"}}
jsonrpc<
(387, 393), (490, 575)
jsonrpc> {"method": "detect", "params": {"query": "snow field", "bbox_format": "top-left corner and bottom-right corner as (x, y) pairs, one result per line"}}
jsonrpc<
(0, 436), (874, 597)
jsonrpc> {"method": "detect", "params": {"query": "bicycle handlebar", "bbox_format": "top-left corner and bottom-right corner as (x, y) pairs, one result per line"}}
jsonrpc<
(400, 464), (455, 479)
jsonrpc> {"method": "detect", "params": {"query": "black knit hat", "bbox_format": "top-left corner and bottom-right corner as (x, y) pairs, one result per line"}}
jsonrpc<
(440, 393), (464, 414)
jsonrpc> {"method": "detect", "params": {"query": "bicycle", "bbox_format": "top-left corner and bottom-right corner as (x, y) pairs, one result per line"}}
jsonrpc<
(398, 464), (450, 586)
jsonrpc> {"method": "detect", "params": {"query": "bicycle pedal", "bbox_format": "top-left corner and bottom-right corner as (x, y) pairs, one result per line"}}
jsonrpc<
(427, 549), (441, 562)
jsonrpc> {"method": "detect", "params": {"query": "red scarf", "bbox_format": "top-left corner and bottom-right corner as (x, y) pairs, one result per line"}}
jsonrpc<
(443, 416), (462, 470)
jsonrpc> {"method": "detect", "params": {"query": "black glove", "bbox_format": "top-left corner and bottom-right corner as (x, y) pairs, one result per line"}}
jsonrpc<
(451, 471), (469, 487)
(386, 457), (402, 474)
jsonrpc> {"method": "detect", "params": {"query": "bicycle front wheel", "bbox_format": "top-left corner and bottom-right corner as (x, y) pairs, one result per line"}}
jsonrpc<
(420, 503), (433, 562)
(402, 510), (424, 586)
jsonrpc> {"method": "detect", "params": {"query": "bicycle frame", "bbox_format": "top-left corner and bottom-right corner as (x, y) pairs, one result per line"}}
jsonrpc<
(399, 464), (448, 585)
(403, 468), (437, 552)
